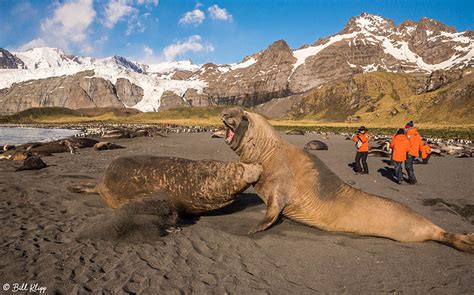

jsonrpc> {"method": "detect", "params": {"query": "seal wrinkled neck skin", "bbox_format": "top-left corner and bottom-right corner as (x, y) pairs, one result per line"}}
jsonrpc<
(221, 107), (282, 164)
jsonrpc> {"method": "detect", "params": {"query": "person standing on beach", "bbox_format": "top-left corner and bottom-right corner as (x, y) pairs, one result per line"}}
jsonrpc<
(352, 126), (369, 174)
(390, 129), (410, 184)
(420, 140), (431, 164)
(404, 121), (423, 184)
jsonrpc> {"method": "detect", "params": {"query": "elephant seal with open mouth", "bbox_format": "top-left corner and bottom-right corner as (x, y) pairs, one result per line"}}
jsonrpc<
(221, 107), (474, 253)
(68, 156), (262, 214)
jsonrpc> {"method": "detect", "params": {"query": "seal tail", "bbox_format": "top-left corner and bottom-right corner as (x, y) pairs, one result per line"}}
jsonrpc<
(67, 182), (99, 195)
(437, 232), (474, 254)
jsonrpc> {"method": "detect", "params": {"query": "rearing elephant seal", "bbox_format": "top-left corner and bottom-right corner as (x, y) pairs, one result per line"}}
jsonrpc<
(69, 156), (262, 214)
(221, 107), (474, 253)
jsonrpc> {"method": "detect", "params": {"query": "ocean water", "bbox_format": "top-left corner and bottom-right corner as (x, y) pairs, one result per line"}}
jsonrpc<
(0, 127), (81, 145)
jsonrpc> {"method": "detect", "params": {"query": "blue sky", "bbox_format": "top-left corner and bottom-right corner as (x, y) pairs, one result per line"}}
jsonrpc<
(0, 0), (472, 64)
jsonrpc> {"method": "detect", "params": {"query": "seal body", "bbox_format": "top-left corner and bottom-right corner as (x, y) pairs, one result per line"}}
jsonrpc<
(304, 140), (328, 151)
(93, 142), (124, 151)
(94, 156), (262, 214)
(16, 156), (47, 171)
(221, 107), (474, 253)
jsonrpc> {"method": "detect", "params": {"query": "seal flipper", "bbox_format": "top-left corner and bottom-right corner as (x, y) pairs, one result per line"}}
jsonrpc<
(439, 232), (474, 254)
(248, 194), (285, 234)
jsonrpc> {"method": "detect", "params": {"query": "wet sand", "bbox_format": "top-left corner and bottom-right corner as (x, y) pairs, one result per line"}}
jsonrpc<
(0, 132), (473, 294)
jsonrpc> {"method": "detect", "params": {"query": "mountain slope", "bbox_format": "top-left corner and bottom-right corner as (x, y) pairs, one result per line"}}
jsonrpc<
(287, 68), (474, 124)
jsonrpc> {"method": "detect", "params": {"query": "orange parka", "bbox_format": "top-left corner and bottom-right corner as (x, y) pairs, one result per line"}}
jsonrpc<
(353, 132), (369, 152)
(406, 128), (423, 157)
(420, 144), (431, 159)
(390, 134), (410, 162)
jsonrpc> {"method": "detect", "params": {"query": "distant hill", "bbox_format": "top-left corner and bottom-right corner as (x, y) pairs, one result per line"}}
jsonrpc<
(287, 69), (474, 124)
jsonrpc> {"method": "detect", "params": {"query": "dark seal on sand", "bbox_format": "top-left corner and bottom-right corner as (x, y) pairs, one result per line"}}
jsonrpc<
(93, 142), (125, 151)
(304, 140), (328, 151)
(69, 156), (262, 214)
(16, 156), (47, 171)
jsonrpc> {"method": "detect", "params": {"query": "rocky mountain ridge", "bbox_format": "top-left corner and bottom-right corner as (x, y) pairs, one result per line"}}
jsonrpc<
(0, 13), (473, 116)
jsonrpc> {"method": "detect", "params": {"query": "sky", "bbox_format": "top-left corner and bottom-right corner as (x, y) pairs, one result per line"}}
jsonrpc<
(0, 0), (473, 65)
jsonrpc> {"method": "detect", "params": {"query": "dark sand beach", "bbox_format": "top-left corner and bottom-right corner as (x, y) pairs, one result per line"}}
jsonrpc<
(0, 132), (473, 294)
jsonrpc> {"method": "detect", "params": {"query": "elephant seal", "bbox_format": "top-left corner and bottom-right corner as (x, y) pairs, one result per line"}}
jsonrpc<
(3, 144), (15, 151)
(28, 142), (70, 154)
(211, 130), (226, 138)
(286, 129), (305, 135)
(16, 156), (47, 171)
(221, 107), (474, 253)
(68, 156), (263, 214)
(102, 129), (130, 139)
(60, 138), (99, 148)
(304, 140), (328, 151)
(368, 150), (391, 157)
(0, 150), (31, 161)
(93, 142), (125, 151)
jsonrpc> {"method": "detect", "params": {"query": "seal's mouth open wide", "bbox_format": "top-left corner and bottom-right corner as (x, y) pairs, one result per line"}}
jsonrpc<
(224, 122), (235, 144)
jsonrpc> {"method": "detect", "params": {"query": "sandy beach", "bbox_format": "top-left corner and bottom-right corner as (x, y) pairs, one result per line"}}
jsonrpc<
(0, 131), (472, 294)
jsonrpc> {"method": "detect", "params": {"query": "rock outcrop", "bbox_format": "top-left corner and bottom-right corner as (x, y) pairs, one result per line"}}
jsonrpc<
(0, 71), (143, 115)
(115, 78), (144, 107)
(0, 48), (25, 69)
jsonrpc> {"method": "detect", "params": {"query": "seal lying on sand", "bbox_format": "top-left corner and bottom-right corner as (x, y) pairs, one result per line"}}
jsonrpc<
(68, 156), (262, 214)
(16, 156), (47, 171)
(93, 142), (124, 151)
(221, 107), (474, 253)
(286, 129), (305, 136)
(368, 150), (391, 157)
(304, 140), (328, 151)
(0, 150), (31, 161)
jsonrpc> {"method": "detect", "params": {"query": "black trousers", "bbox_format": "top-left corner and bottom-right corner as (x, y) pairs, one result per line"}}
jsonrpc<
(354, 152), (368, 173)
(393, 161), (403, 183)
(422, 154), (431, 164)
(405, 154), (417, 183)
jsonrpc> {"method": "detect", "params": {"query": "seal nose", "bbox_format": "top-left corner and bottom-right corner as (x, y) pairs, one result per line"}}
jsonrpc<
(221, 112), (230, 121)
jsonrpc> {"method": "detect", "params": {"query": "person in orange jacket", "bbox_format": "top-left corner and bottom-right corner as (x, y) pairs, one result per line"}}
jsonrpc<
(404, 121), (423, 184)
(390, 128), (410, 184)
(352, 126), (369, 174)
(420, 140), (431, 164)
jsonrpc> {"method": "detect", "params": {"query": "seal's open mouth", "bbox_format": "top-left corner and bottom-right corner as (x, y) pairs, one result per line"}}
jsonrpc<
(224, 122), (235, 144)
(225, 128), (235, 144)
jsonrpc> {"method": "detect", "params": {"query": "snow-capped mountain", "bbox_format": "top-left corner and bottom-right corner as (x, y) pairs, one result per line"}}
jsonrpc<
(0, 13), (473, 115)
(0, 47), (207, 113)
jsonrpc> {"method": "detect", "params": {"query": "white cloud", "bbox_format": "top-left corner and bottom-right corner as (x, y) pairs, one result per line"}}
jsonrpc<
(15, 38), (48, 52)
(25, 0), (96, 53)
(207, 4), (232, 22)
(104, 0), (137, 28)
(144, 46), (154, 57)
(163, 35), (214, 60)
(136, 0), (158, 6)
(179, 9), (205, 26)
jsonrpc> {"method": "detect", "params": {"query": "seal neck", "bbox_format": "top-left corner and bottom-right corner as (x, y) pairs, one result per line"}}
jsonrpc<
(234, 113), (282, 165)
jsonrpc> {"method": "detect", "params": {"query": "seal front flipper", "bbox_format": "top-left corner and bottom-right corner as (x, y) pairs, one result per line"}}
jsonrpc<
(248, 194), (285, 235)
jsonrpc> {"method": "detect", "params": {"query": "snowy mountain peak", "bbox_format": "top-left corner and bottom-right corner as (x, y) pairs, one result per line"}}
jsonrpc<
(105, 55), (145, 73)
(145, 60), (200, 74)
(344, 13), (395, 34)
(12, 47), (78, 70)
